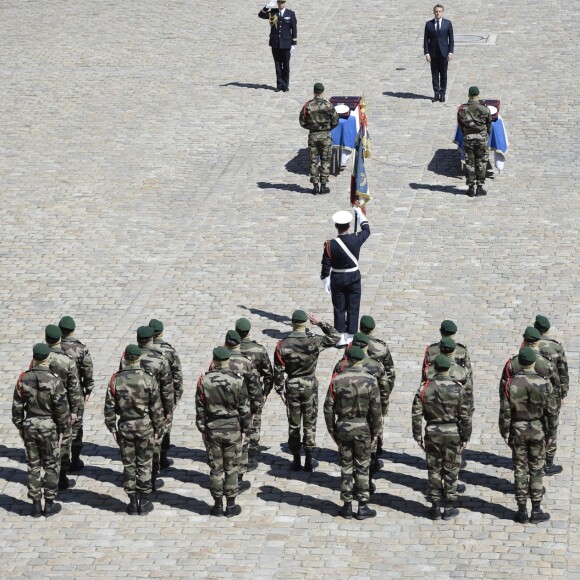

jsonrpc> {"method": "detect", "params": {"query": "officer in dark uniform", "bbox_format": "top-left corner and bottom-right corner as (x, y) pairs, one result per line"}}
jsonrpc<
(321, 205), (370, 347)
(258, 0), (297, 92)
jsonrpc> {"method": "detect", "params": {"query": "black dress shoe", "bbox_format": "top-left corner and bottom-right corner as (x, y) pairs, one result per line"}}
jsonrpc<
(275, 87), (281, 93)
(440, 94), (446, 102)
(433, 95), (438, 103)
(283, 88), (289, 92)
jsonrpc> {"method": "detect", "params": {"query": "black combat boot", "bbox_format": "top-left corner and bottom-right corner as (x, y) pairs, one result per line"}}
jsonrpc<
(370, 453), (383, 474)
(159, 454), (173, 470)
(43, 500), (62, 518)
(514, 502), (529, 524)
(320, 184), (331, 194)
(456, 484), (466, 494)
(304, 451), (314, 473)
(355, 502), (377, 521)
(247, 451), (258, 472)
(530, 502), (550, 524)
(544, 459), (563, 476)
(138, 494), (154, 515)
(369, 471), (376, 495)
(476, 185), (487, 196)
(58, 472), (72, 491)
(338, 502), (353, 519)
(442, 502), (460, 520)
(127, 493), (139, 515)
(291, 453), (301, 471)
(69, 448), (85, 472)
(225, 497), (241, 518)
(238, 475), (251, 494)
(31, 500), (42, 518)
(313, 183), (320, 195)
(210, 497), (224, 517)
(467, 185), (476, 197)
(428, 501), (442, 520)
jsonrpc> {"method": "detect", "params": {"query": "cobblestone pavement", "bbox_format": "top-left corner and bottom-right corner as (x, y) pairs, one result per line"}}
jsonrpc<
(0, 0), (578, 578)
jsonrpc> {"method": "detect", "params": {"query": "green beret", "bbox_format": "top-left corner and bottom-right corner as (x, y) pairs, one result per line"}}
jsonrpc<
(523, 326), (541, 342)
(137, 325), (154, 340)
(359, 315), (376, 332)
(518, 346), (537, 365)
(313, 82), (325, 93)
(468, 86), (480, 96)
(32, 343), (50, 361)
(235, 318), (252, 333)
(434, 354), (452, 370)
(225, 329), (241, 345)
(534, 315), (550, 332)
(291, 310), (308, 323)
(45, 324), (62, 343)
(58, 316), (76, 332)
(439, 336), (456, 353)
(347, 345), (365, 361)
(124, 344), (142, 360)
(148, 319), (164, 333)
(213, 346), (231, 361)
(440, 320), (457, 335)
(352, 332), (370, 346)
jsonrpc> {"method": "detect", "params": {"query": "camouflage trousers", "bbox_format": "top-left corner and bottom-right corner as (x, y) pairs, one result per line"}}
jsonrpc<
(59, 424), (74, 474)
(118, 422), (155, 496)
(308, 131), (332, 184)
(337, 432), (372, 502)
(152, 421), (170, 476)
(205, 428), (242, 499)
(464, 135), (489, 186)
(545, 401), (561, 463)
(22, 418), (61, 501)
(424, 426), (461, 503)
(285, 376), (318, 453)
(249, 404), (264, 456)
(70, 398), (85, 460)
(510, 420), (545, 503)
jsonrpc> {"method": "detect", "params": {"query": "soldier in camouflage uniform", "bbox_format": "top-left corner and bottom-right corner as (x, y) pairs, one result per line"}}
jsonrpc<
(412, 355), (471, 520)
(274, 310), (340, 471)
(499, 347), (557, 524)
(325, 345), (382, 520)
(299, 82), (339, 194)
(105, 344), (164, 515)
(134, 325), (174, 490)
(457, 86), (492, 197)
(359, 315), (396, 464)
(12, 344), (70, 518)
(196, 347), (250, 518)
(44, 324), (82, 491)
(534, 315), (569, 475)
(58, 316), (94, 471)
(148, 319), (183, 469)
(235, 317), (274, 470)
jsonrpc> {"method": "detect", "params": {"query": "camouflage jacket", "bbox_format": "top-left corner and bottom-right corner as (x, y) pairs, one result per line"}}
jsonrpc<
(366, 336), (396, 393)
(132, 344), (174, 417)
(154, 337), (184, 404)
(299, 97), (339, 132)
(240, 337), (274, 397)
(500, 353), (561, 402)
(104, 363), (164, 433)
(457, 99), (492, 138)
(47, 346), (82, 416)
(423, 341), (472, 377)
(538, 337), (569, 397)
(274, 321), (341, 390)
(196, 368), (250, 434)
(12, 360), (70, 434)
(333, 353), (391, 415)
(324, 365), (382, 439)
(498, 368), (558, 439)
(60, 336), (95, 396)
(412, 374), (472, 443)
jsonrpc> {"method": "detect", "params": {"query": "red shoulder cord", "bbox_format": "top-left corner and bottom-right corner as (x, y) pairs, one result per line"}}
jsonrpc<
(328, 374), (337, 401)
(325, 240), (332, 258)
(422, 345), (430, 377)
(503, 360), (512, 399)
(275, 340), (285, 367)
(17, 371), (25, 397)
(420, 379), (430, 403)
(302, 101), (309, 121)
(108, 372), (118, 399)
(196, 373), (205, 403)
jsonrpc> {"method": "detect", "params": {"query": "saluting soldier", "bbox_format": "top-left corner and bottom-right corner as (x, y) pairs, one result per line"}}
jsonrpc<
(12, 344), (70, 518)
(196, 347), (250, 518)
(299, 83), (339, 194)
(58, 316), (94, 472)
(324, 346), (382, 520)
(105, 344), (163, 515)
(274, 310), (340, 471)
(148, 319), (183, 469)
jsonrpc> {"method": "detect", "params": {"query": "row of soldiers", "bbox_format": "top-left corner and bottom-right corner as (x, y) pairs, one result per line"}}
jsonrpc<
(12, 312), (568, 523)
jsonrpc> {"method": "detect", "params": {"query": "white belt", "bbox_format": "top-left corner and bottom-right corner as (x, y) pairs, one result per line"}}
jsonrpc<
(331, 267), (359, 273)
(332, 237), (359, 274)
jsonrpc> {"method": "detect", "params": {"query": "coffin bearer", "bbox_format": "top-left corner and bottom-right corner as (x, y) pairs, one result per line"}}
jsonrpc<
(299, 83), (339, 194)
(148, 319), (183, 469)
(321, 206), (370, 347)
(12, 344), (70, 518)
(258, 0), (297, 92)
(58, 316), (94, 471)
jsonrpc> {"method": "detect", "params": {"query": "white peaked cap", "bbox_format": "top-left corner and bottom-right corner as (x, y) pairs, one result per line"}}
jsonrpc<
(332, 210), (353, 225)
(334, 104), (350, 114)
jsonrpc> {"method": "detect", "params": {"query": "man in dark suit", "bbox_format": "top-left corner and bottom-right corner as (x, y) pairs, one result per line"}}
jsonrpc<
(258, 0), (297, 92)
(423, 4), (454, 102)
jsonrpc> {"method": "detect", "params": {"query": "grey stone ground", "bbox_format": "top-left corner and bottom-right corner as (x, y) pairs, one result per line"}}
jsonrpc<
(0, 0), (578, 577)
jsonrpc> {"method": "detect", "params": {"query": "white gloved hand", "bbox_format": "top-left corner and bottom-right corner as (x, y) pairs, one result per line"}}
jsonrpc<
(291, 45), (296, 53)
(322, 277), (331, 294)
(354, 206), (367, 224)
(265, 0), (277, 8)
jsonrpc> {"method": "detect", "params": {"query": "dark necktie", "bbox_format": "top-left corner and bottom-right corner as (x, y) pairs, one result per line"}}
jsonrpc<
(436, 20), (440, 34)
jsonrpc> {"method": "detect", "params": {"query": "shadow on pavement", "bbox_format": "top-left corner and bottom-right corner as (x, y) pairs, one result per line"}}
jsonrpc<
(383, 91), (432, 100)
(285, 148), (310, 176)
(258, 485), (338, 515)
(426, 148), (463, 178)
(238, 306), (291, 325)
(75, 464), (122, 487)
(166, 445), (207, 463)
(220, 81), (275, 91)
(154, 489), (211, 515)
(162, 466), (209, 490)
(0, 464), (26, 484)
(82, 442), (121, 461)
(0, 445), (26, 463)
(59, 488), (127, 513)
(0, 493), (33, 516)
(382, 450), (427, 470)
(464, 449), (512, 469)
(257, 181), (314, 194)
(409, 182), (466, 196)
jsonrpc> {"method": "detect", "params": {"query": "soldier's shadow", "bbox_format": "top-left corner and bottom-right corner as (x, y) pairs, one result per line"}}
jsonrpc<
(383, 91), (432, 101)
(371, 490), (427, 518)
(0, 445), (26, 463)
(426, 148), (463, 178)
(0, 493), (34, 516)
(257, 485), (338, 516)
(220, 81), (276, 91)
(59, 489), (127, 513)
(162, 466), (210, 490)
(82, 442), (121, 461)
(0, 464), (26, 484)
(409, 182), (466, 196)
(382, 450), (427, 470)
(153, 490), (211, 515)
(285, 148), (310, 176)
(166, 445), (207, 463)
(75, 464), (123, 487)
(256, 181), (313, 194)
(464, 449), (512, 469)
(237, 306), (291, 325)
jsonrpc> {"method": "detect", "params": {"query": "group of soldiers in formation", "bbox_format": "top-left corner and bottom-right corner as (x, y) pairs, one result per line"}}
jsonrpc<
(12, 312), (568, 524)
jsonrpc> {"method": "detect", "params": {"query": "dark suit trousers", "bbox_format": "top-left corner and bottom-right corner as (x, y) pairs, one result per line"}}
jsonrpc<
(271, 47), (291, 89)
(330, 271), (361, 334)
(430, 55), (448, 95)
